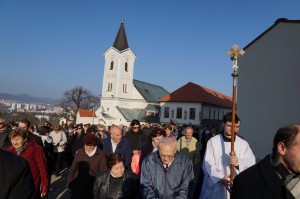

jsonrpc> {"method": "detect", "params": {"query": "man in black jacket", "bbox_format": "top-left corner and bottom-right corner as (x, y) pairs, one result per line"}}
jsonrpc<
(18, 119), (43, 148)
(0, 149), (38, 199)
(232, 124), (300, 199)
(0, 117), (11, 149)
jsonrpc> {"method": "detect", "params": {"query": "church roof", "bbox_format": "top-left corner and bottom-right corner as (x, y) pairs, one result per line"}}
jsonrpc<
(113, 21), (129, 51)
(136, 104), (161, 123)
(159, 82), (232, 108)
(116, 107), (143, 122)
(117, 105), (161, 123)
(133, 79), (169, 103)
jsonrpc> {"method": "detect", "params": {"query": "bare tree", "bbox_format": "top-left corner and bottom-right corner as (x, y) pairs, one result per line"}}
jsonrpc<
(59, 86), (98, 111)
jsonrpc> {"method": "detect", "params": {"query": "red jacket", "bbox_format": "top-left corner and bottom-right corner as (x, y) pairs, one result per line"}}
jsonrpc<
(7, 140), (49, 194)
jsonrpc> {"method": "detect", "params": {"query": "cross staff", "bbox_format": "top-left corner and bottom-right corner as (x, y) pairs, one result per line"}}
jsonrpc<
(226, 44), (245, 184)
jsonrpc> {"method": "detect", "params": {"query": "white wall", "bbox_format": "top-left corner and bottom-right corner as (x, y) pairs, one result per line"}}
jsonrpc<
(238, 22), (300, 160)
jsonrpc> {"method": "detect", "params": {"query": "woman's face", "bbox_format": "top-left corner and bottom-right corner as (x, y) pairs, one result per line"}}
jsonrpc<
(84, 145), (95, 153)
(152, 134), (163, 146)
(11, 135), (26, 149)
(110, 161), (125, 177)
(165, 128), (172, 136)
(132, 125), (140, 133)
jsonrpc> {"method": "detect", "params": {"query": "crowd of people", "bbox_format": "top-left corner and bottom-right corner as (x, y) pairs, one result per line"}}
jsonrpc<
(0, 113), (300, 199)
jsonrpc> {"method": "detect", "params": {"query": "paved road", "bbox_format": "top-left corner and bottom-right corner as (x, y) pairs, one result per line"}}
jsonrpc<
(48, 169), (71, 199)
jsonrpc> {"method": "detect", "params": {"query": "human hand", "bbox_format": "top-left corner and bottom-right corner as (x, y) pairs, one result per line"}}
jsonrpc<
(220, 175), (232, 192)
(133, 150), (140, 155)
(41, 192), (46, 198)
(230, 155), (239, 166)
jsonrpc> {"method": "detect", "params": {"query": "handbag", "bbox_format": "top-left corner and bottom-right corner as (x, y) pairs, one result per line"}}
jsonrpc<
(131, 134), (142, 175)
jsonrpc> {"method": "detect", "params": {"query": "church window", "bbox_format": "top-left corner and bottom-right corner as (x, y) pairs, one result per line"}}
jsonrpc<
(125, 62), (128, 72)
(123, 84), (127, 93)
(107, 82), (112, 91)
(164, 107), (170, 118)
(110, 61), (114, 70)
(176, 108), (182, 119)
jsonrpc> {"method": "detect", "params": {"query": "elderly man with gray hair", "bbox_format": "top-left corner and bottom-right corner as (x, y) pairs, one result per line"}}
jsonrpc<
(140, 137), (194, 199)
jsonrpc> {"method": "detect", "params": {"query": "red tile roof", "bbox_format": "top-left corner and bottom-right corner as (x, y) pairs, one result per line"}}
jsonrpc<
(159, 82), (232, 108)
(78, 110), (96, 117)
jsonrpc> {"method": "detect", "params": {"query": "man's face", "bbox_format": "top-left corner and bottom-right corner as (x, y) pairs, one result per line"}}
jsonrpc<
(224, 121), (240, 136)
(145, 122), (151, 128)
(185, 129), (193, 139)
(18, 122), (28, 130)
(111, 128), (122, 144)
(281, 132), (300, 173)
(159, 142), (176, 165)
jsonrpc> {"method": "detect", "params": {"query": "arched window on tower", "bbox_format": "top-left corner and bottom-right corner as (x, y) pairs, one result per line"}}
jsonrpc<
(123, 84), (127, 93)
(110, 61), (114, 70)
(125, 62), (128, 72)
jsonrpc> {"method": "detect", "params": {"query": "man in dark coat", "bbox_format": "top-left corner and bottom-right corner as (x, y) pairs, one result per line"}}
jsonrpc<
(100, 127), (132, 169)
(18, 119), (43, 148)
(0, 149), (38, 199)
(232, 124), (300, 199)
(0, 117), (11, 149)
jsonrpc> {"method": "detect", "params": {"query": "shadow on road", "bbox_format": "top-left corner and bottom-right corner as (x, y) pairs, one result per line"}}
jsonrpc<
(48, 169), (71, 199)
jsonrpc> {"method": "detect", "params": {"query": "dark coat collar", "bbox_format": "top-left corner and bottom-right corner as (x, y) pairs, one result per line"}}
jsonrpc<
(259, 155), (283, 192)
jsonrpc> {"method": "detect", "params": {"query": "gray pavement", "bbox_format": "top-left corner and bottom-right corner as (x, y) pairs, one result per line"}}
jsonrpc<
(48, 168), (71, 199)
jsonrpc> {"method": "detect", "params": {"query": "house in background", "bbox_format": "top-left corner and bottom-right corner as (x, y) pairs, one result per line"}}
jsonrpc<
(159, 82), (232, 127)
(95, 20), (169, 126)
(76, 110), (97, 125)
(237, 18), (300, 160)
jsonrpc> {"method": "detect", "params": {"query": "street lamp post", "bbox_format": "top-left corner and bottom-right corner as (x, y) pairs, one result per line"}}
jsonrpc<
(227, 44), (245, 184)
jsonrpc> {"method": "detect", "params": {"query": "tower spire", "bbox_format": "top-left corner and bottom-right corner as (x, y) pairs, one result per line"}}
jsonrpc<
(113, 20), (129, 51)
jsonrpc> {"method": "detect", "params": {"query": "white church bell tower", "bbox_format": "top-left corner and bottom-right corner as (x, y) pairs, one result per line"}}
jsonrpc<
(98, 19), (137, 119)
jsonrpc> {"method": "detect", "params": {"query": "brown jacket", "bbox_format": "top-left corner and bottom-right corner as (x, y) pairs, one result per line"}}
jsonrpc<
(67, 147), (108, 188)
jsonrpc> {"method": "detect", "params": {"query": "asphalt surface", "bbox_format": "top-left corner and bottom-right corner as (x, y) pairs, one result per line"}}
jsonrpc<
(48, 168), (71, 199)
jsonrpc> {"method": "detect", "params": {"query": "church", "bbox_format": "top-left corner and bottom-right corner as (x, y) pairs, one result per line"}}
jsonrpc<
(95, 20), (169, 126)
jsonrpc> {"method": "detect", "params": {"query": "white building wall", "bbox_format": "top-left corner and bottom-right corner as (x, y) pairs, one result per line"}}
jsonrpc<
(238, 22), (300, 160)
(160, 102), (202, 126)
(202, 105), (230, 121)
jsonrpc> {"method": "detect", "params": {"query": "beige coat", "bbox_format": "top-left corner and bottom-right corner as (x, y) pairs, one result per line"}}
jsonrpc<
(177, 136), (200, 166)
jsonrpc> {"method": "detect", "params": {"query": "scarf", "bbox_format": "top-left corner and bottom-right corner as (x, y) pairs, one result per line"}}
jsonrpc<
(15, 141), (27, 156)
(85, 146), (97, 157)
